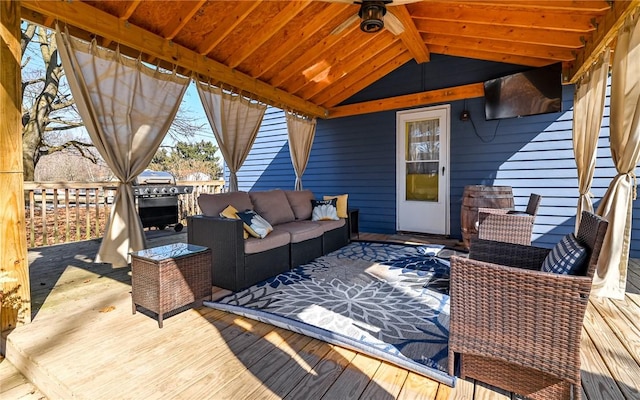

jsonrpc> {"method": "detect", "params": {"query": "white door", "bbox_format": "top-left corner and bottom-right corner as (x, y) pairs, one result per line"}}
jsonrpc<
(396, 105), (450, 234)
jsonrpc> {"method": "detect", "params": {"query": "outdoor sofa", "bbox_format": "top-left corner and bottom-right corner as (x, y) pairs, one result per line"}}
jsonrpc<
(187, 189), (350, 292)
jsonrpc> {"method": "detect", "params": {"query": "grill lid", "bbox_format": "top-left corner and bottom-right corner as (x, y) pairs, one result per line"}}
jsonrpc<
(134, 170), (176, 185)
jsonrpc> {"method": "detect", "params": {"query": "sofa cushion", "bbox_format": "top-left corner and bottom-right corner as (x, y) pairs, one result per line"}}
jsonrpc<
(244, 230), (290, 254)
(275, 221), (324, 243)
(250, 190), (296, 225)
(311, 198), (339, 221)
(284, 190), (315, 220)
(541, 233), (588, 275)
(323, 194), (348, 218)
(198, 191), (253, 217)
(236, 210), (274, 239)
(314, 218), (346, 233)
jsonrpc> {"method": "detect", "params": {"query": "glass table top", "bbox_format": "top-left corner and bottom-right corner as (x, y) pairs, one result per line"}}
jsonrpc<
(130, 243), (208, 262)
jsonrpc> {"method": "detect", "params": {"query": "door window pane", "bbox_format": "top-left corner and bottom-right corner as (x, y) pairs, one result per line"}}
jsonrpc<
(406, 120), (440, 161)
(405, 119), (440, 202)
(406, 162), (439, 201)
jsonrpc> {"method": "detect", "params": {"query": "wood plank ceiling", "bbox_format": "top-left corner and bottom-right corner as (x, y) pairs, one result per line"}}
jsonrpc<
(20, 0), (634, 118)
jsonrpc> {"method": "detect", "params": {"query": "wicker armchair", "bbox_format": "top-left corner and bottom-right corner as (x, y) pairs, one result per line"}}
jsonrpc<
(448, 211), (608, 400)
(477, 193), (542, 245)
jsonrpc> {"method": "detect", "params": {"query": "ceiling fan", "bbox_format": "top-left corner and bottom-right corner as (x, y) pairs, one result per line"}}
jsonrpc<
(326, 0), (422, 35)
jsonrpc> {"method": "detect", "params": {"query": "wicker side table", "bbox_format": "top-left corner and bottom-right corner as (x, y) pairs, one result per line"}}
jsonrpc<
(131, 243), (211, 328)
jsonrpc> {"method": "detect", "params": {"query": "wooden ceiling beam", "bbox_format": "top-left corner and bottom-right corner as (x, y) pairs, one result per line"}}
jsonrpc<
(284, 29), (385, 95)
(250, 3), (351, 79)
(21, 0), (327, 118)
(196, 1), (260, 56)
(409, 2), (598, 31)
(415, 19), (585, 48)
(314, 47), (413, 108)
(568, 0), (640, 83)
(391, 5), (430, 63)
(225, 1), (313, 69)
(159, 1), (206, 40)
(426, 43), (551, 67)
(120, 0), (142, 21)
(445, 1), (611, 14)
(328, 82), (485, 118)
(267, 21), (360, 88)
(423, 32), (576, 62)
(296, 35), (399, 100)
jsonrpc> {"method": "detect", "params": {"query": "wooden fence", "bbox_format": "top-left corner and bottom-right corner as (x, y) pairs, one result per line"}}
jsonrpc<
(23, 180), (225, 248)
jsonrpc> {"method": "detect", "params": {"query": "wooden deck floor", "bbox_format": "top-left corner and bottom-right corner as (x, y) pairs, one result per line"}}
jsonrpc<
(2, 230), (639, 400)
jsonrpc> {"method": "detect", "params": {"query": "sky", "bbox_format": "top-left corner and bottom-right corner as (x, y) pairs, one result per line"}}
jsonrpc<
(168, 81), (217, 148)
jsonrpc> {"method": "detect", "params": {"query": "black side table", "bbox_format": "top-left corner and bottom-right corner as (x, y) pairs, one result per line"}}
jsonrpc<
(348, 208), (359, 240)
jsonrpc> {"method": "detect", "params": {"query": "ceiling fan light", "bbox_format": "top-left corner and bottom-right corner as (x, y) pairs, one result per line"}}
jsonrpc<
(359, 1), (387, 33)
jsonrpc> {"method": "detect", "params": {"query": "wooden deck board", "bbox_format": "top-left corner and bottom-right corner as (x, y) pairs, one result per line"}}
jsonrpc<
(2, 230), (639, 400)
(247, 338), (335, 400)
(359, 360), (409, 399)
(214, 334), (317, 399)
(580, 326), (626, 400)
(320, 353), (382, 399)
(583, 302), (640, 399)
(0, 357), (46, 400)
(168, 328), (299, 399)
(397, 371), (441, 399)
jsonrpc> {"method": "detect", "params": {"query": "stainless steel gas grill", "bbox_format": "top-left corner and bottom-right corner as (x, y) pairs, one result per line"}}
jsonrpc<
(133, 170), (193, 232)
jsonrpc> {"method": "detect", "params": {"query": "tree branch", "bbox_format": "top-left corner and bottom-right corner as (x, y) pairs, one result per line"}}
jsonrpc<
(51, 99), (76, 111)
(43, 140), (98, 164)
(21, 23), (37, 56)
(23, 78), (46, 87)
(44, 124), (84, 132)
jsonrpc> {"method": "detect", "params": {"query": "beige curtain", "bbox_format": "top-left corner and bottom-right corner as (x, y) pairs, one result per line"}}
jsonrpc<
(573, 48), (610, 231)
(594, 11), (640, 299)
(286, 112), (317, 190)
(196, 82), (266, 191)
(56, 27), (189, 267)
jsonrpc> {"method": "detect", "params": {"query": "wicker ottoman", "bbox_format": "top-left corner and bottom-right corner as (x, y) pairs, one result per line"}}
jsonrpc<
(131, 243), (212, 328)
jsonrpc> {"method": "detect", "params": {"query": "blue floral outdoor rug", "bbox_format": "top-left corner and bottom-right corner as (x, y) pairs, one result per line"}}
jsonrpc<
(204, 241), (457, 387)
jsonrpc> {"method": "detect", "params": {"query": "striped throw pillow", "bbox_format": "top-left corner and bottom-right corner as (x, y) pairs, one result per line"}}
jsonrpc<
(541, 233), (588, 275)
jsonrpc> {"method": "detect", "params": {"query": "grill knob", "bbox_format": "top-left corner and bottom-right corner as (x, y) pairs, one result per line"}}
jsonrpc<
(152, 187), (160, 194)
(161, 187), (168, 194)
(169, 187), (178, 194)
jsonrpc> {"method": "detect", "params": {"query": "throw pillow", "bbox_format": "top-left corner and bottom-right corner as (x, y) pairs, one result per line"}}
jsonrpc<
(541, 233), (588, 275)
(323, 194), (348, 218)
(219, 205), (249, 239)
(311, 198), (339, 221)
(236, 209), (274, 239)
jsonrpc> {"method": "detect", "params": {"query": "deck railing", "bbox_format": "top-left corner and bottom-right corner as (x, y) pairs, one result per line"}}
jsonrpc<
(23, 180), (225, 248)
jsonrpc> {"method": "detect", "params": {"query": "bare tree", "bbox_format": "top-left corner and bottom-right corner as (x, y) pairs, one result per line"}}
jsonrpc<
(21, 22), (93, 181)
(21, 22), (211, 182)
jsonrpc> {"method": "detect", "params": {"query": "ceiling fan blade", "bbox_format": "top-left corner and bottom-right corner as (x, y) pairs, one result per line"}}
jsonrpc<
(385, 10), (405, 36)
(330, 14), (360, 35)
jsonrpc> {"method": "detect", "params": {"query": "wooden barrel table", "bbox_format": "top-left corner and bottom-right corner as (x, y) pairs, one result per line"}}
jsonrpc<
(461, 185), (514, 249)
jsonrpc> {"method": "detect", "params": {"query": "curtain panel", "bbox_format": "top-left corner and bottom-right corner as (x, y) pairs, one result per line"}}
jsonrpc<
(56, 27), (189, 267)
(594, 11), (640, 299)
(573, 49), (610, 231)
(286, 112), (317, 190)
(196, 82), (266, 192)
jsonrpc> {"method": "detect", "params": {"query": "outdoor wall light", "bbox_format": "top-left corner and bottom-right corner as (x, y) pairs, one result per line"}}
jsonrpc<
(358, 1), (390, 33)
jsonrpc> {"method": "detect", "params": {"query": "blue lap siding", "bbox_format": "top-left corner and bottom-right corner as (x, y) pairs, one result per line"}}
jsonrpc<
(230, 55), (639, 257)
